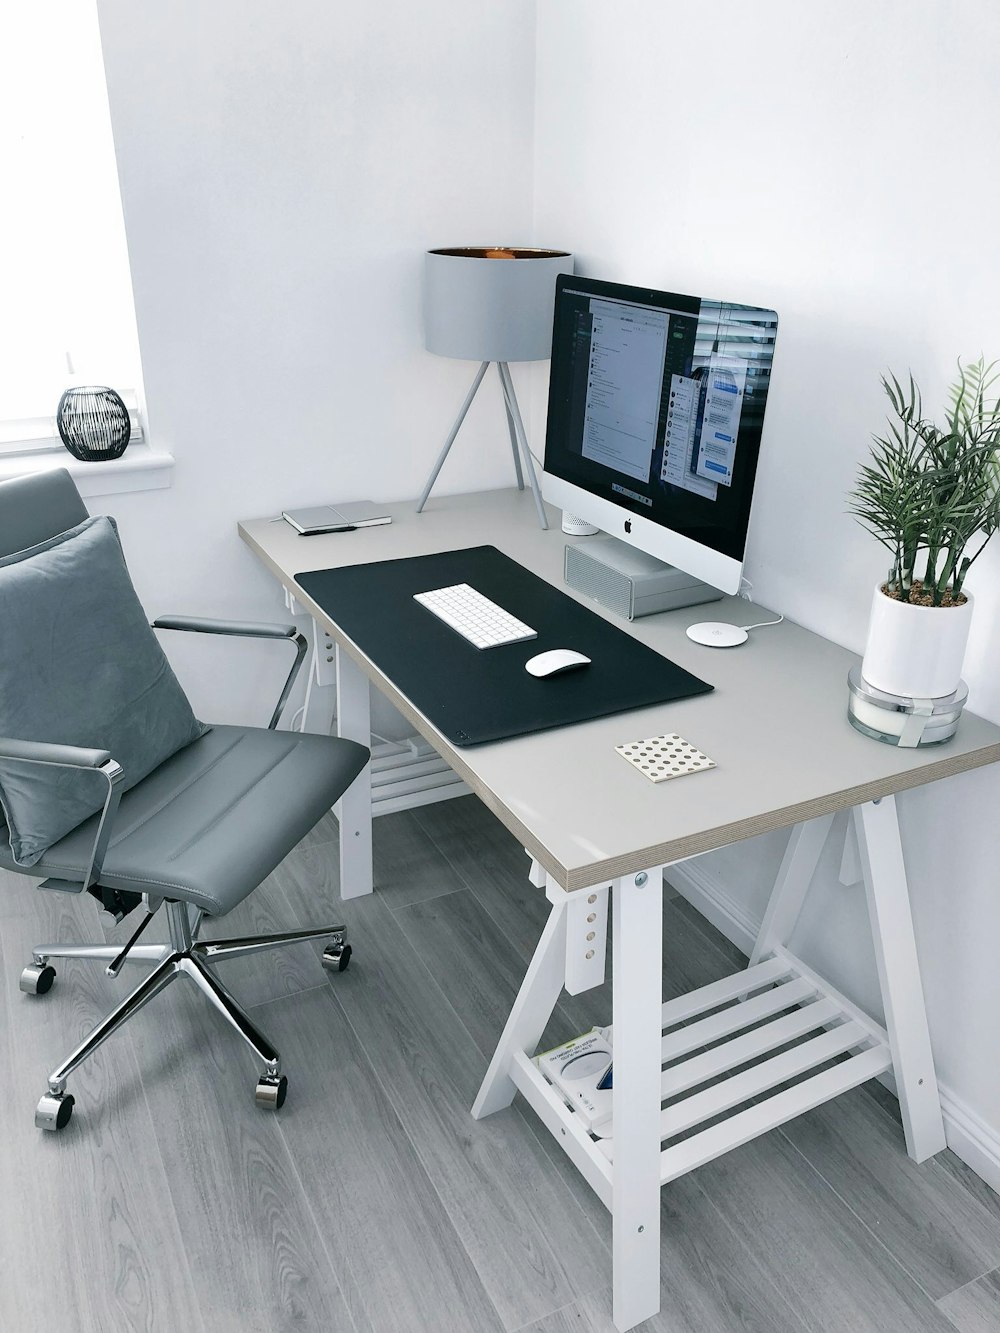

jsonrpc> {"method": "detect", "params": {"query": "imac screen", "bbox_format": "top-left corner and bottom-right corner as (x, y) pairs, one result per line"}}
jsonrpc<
(544, 276), (778, 563)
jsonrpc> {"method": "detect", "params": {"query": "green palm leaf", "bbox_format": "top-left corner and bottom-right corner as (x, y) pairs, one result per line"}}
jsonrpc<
(852, 358), (1000, 601)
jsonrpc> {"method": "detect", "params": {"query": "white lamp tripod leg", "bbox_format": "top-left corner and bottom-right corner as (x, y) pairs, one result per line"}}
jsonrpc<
(497, 361), (548, 530)
(499, 362), (525, 492)
(416, 360), (490, 513)
(417, 360), (549, 529)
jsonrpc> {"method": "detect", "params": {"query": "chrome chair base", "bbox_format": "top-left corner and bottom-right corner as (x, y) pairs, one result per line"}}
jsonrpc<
(26, 900), (347, 1130)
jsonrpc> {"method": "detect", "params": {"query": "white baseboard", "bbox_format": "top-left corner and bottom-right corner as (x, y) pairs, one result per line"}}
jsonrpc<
(938, 1088), (1000, 1197)
(665, 861), (1000, 1200)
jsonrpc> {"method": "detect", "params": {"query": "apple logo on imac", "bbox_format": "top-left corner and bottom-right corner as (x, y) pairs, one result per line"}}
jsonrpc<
(624, 519), (632, 533)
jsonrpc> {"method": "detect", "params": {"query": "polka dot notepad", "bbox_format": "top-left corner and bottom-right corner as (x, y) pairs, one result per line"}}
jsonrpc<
(615, 734), (716, 783)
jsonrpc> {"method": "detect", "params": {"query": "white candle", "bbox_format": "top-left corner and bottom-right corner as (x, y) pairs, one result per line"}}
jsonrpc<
(848, 694), (961, 742)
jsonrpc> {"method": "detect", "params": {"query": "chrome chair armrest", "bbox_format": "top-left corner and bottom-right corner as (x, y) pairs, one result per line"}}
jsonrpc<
(0, 736), (124, 891)
(152, 617), (308, 729)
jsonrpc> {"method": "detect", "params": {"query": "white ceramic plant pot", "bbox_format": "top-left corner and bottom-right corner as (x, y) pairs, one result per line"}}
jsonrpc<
(860, 585), (974, 698)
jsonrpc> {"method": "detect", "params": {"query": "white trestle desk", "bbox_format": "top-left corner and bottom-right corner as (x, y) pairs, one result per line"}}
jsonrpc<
(239, 488), (1000, 1333)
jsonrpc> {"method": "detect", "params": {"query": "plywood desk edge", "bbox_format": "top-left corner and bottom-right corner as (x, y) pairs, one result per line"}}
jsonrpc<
(238, 514), (1000, 893)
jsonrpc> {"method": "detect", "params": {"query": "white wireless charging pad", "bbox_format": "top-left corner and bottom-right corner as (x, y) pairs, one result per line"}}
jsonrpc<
(686, 621), (749, 648)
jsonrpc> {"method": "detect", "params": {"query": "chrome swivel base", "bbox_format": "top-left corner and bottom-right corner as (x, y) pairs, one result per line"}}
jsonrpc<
(25, 900), (349, 1131)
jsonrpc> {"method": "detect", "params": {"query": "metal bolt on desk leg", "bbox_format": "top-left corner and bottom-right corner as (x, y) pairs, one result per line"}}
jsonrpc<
(634, 872), (648, 888)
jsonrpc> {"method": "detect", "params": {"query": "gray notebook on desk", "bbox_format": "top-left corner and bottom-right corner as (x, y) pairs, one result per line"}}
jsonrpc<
(282, 502), (392, 535)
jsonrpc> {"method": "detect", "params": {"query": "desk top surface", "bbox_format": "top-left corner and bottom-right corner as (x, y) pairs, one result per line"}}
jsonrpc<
(240, 489), (1000, 890)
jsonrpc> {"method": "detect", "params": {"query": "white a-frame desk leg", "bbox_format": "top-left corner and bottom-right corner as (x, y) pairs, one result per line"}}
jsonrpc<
(612, 870), (664, 1331)
(854, 797), (945, 1160)
(472, 895), (568, 1118)
(749, 814), (834, 967)
(334, 646), (373, 899)
(750, 801), (945, 1164)
(473, 869), (664, 1333)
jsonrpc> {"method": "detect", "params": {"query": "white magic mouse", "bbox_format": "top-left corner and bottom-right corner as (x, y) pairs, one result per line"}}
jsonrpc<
(525, 648), (592, 678)
(686, 621), (750, 648)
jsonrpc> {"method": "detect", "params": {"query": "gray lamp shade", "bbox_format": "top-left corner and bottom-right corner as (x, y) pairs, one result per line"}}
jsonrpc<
(424, 246), (574, 363)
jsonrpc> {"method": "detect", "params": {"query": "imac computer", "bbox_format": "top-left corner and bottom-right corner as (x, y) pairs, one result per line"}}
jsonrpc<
(541, 275), (778, 605)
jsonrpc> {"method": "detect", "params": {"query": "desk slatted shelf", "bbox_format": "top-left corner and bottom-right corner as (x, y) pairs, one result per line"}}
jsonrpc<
(512, 949), (892, 1211)
(369, 737), (469, 815)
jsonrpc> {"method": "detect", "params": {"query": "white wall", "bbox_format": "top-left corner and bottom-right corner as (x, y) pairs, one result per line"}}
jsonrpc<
(95, 0), (537, 731)
(94, 0), (1000, 1176)
(535, 0), (1000, 1163)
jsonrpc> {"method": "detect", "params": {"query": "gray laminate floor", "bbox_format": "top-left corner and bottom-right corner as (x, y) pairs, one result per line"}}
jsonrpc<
(2, 794), (1000, 1332)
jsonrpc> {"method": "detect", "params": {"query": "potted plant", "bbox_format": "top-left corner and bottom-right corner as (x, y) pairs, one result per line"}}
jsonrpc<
(849, 357), (1000, 699)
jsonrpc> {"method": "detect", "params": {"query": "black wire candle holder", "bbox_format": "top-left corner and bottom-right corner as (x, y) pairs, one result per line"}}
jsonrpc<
(56, 386), (131, 461)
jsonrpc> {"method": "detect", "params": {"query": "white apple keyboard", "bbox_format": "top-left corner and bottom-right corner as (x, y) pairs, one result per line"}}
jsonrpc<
(413, 583), (538, 649)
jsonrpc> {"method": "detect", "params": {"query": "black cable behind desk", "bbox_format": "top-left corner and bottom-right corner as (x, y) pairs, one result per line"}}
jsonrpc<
(296, 545), (713, 746)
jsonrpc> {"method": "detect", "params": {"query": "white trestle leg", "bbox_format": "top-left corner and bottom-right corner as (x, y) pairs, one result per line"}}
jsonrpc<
(472, 892), (568, 1119)
(749, 814), (834, 967)
(334, 645), (373, 898)
(611, 869), (664, 1331)
(853, 797), (946, 1161)
(471, 827), (932, 1333)
(565, 884), (609, 995)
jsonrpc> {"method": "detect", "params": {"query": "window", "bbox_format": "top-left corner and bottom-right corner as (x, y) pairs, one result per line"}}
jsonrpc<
(0, 1), (144, 455)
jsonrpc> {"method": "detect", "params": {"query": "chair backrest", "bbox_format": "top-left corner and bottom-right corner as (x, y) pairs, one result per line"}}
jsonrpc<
(0, 469), (89, 559)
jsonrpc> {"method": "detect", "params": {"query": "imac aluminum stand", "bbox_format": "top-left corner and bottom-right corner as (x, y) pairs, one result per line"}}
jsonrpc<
(564, 534), (724, 619)
(416, 361), (548, 530)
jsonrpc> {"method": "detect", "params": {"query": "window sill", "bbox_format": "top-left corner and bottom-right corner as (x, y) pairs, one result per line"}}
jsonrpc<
(0, 443), (173, 498)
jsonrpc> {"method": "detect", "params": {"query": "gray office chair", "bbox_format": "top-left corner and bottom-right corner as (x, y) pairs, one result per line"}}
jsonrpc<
(0, 469), (370, 1131)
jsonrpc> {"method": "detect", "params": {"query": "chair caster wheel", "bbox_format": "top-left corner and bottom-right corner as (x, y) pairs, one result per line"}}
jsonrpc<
(20, 963), (56, 995)
(322, 942), (352, 973)
(255, 1074), (287, 1110)
(36, 1091), (74, 1131)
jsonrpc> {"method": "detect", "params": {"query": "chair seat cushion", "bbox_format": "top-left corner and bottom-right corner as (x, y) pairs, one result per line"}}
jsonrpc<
(0, 516), (209, 865)
(0, 726), (369, 916)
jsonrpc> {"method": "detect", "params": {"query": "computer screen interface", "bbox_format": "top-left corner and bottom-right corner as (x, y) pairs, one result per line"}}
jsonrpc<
(544, 276), (778, 563)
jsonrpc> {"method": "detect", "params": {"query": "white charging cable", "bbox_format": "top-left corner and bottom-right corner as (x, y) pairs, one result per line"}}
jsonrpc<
(738, 613), (784, 632)
(736, 577), (784, 631)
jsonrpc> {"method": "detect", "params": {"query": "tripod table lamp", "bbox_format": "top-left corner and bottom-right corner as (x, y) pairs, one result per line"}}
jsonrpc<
(417, 246), (574, 529)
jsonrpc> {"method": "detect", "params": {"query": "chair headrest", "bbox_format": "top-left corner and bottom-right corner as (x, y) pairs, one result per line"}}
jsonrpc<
(0, 469), (89, 558)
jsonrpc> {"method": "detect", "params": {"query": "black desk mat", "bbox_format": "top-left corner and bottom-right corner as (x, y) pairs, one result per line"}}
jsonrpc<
(296, 546), (713, 746)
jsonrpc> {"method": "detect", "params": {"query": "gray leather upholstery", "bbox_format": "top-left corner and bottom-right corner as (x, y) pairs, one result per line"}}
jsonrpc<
(0, 515), (209, 865)
(0, 726), (369, 915)
(0, 468), (370, 915)
(0, 468), (89, 558)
